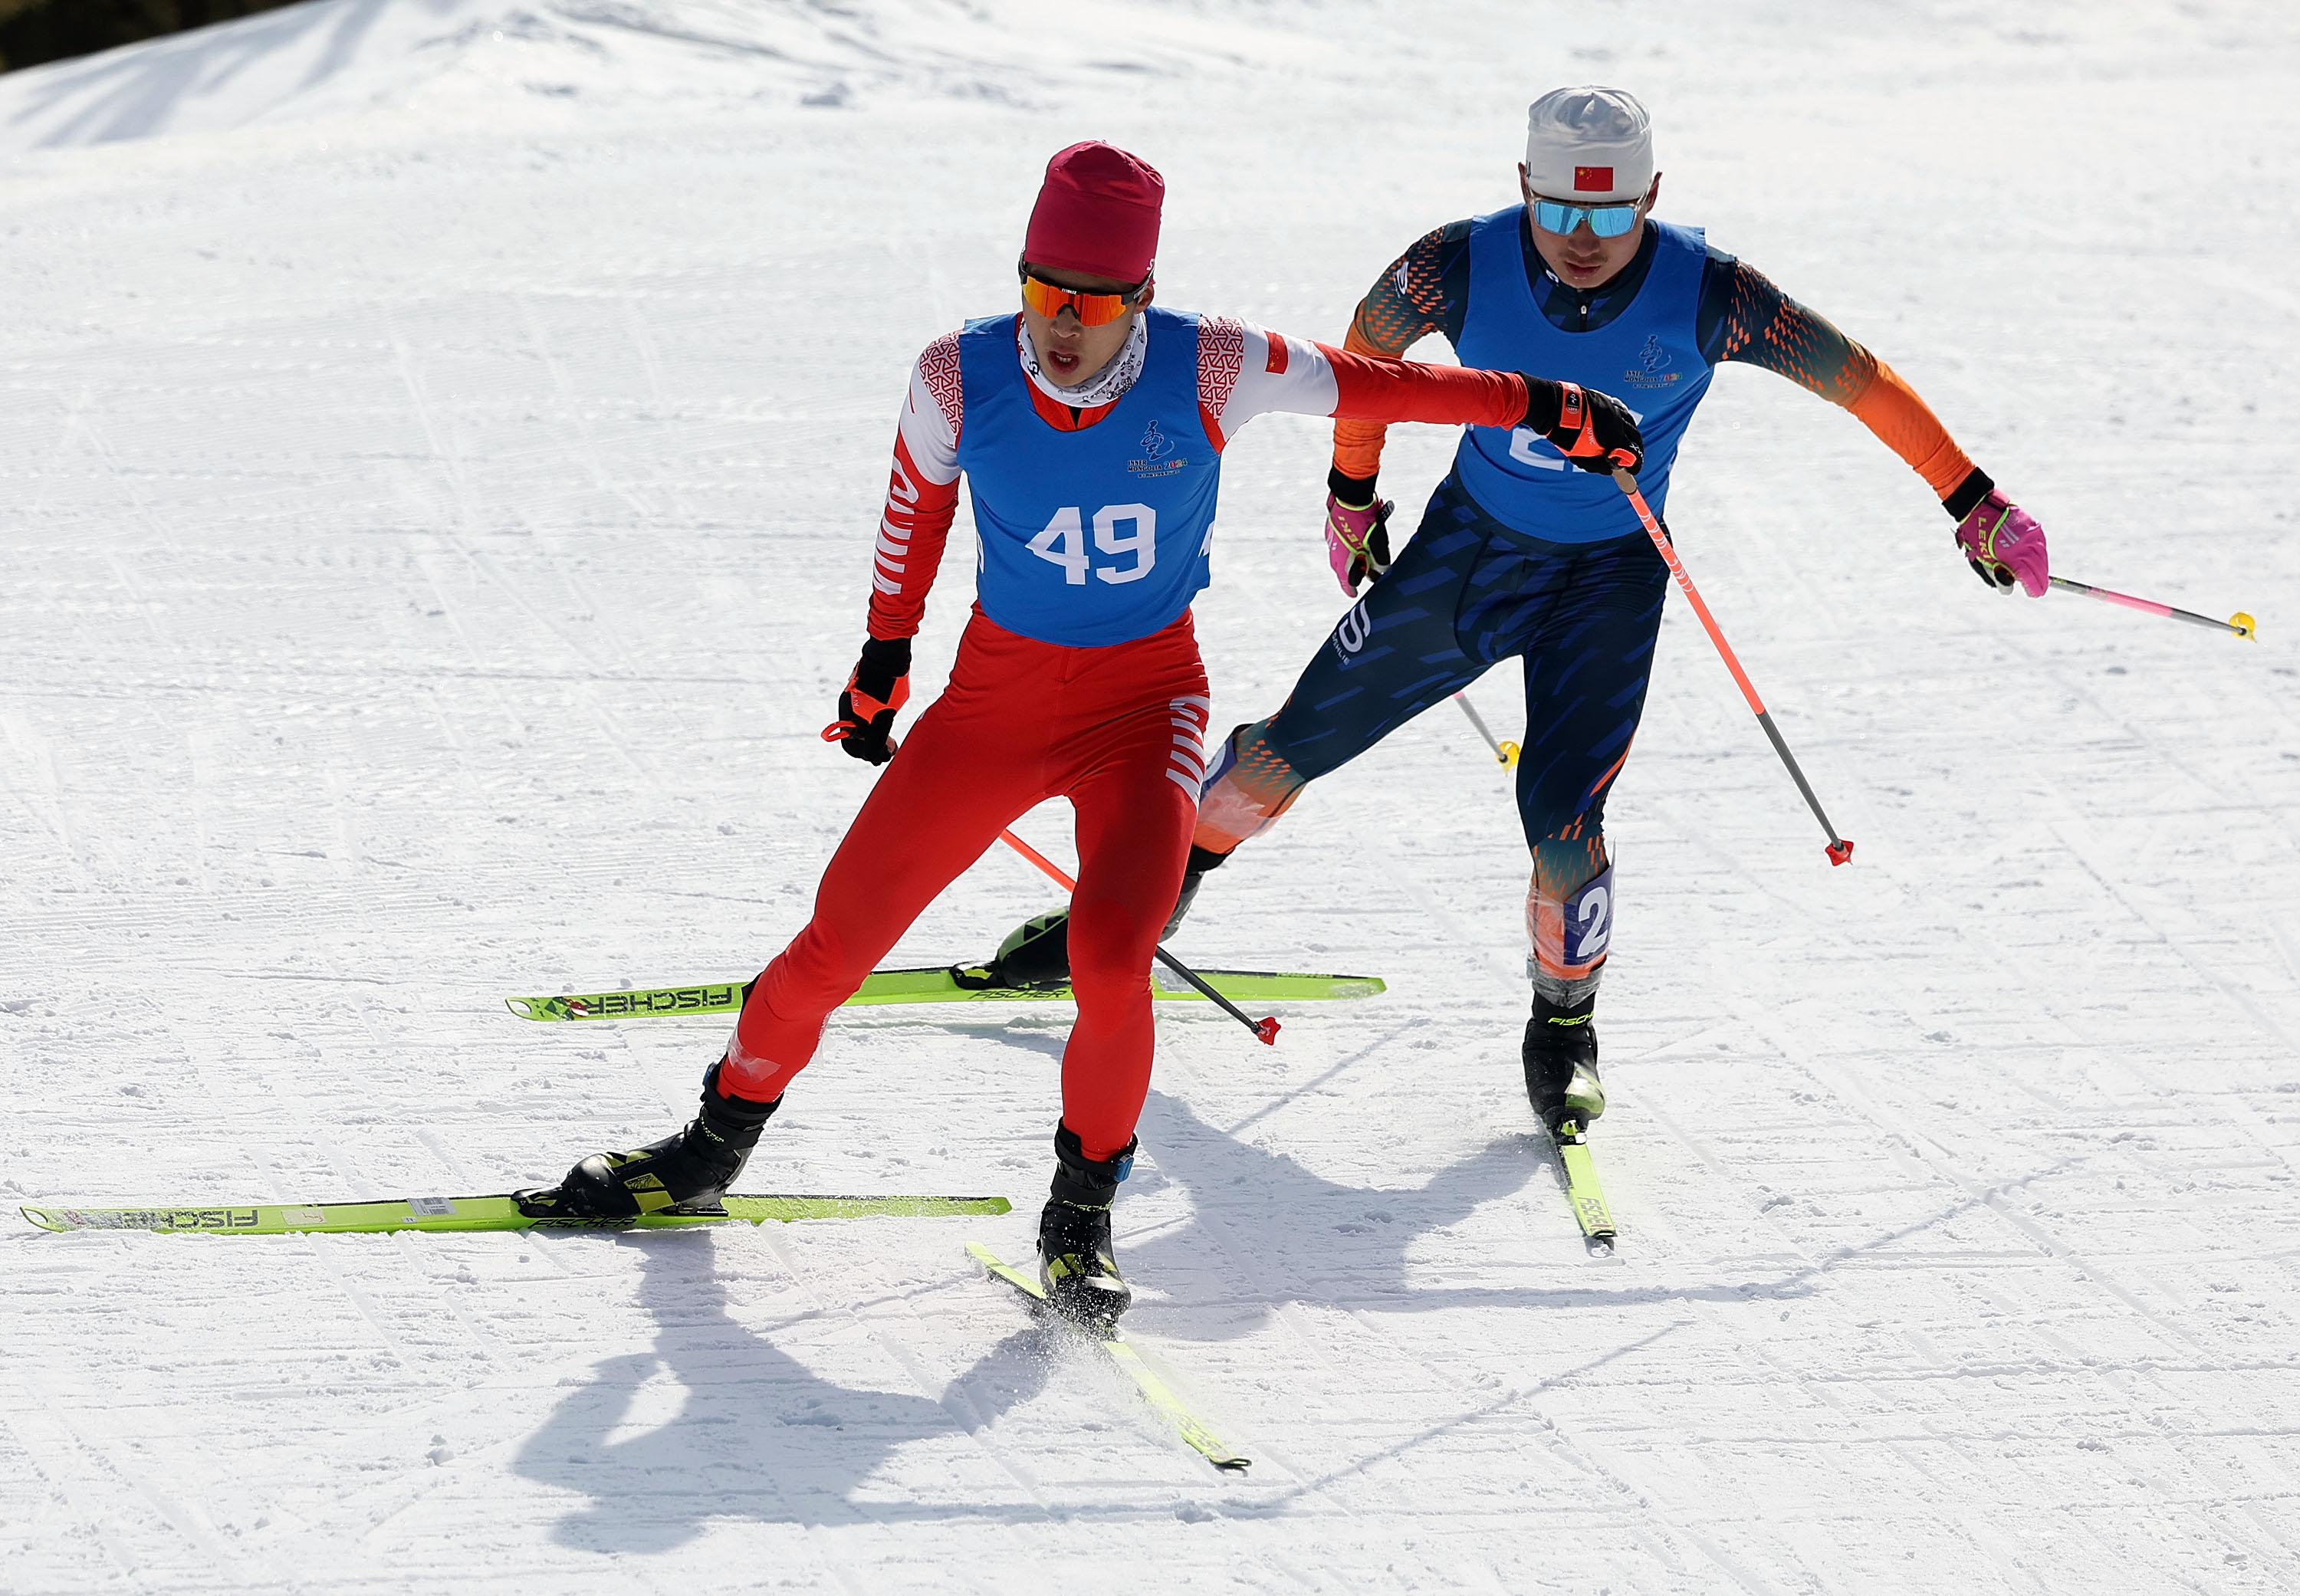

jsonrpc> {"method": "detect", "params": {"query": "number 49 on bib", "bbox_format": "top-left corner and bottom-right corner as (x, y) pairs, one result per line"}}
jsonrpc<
(1030, 504), (1157, 586)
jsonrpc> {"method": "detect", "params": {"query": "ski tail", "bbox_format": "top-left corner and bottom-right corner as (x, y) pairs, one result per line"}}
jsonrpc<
(1550, 1119), (1618, 1254)
(964, 1242), (1249, 1472)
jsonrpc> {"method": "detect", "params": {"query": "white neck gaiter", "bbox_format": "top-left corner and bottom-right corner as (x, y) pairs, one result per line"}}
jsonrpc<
(1015, 314), (1148, 410)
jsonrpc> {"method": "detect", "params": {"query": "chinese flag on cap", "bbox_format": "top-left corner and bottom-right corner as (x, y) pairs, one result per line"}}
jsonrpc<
(1573, 165), (1615, 193)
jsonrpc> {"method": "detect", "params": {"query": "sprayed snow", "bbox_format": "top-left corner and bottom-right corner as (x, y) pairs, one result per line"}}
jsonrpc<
(3, 2), (2300, 1592)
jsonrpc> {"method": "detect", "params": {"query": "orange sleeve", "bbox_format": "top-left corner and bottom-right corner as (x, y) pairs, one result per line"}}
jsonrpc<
(1332, 324), (1403, 481)
(1842, 351), (1979, 501)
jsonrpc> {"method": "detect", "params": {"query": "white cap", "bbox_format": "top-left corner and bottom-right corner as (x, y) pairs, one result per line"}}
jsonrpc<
(1523, 86), (1653, 204)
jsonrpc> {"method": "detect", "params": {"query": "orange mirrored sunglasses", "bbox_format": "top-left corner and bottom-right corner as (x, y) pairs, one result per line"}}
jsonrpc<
(1018, 267), (1149, 327)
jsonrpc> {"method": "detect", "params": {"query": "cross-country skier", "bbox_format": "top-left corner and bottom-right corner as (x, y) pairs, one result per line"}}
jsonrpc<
(515, 140), (1644, 1325)
(978, 89), (2052, 1140)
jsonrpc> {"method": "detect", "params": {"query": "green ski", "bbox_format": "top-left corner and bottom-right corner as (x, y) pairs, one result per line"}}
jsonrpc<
(506, 965), (1385, 1022)
(1550, 1117), (1618, 1255)
(965, 1242), (1248, 1473)
(23, 1193), (1010, 1236)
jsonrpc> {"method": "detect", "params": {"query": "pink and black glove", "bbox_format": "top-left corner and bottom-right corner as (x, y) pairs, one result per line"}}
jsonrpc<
(1323, 469), (1393, 595)
(1953, 488), (2049, 597)
(820, 636), (911, 764)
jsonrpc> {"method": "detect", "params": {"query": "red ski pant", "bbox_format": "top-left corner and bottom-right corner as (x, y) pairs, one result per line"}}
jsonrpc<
(722, 609), (1212, 1161)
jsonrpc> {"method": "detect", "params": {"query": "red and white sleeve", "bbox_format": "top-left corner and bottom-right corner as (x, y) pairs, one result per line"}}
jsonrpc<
(866, 332), (965, 642)
(1196, 317), (1335, 447)
(1198, 317), (1524, 446)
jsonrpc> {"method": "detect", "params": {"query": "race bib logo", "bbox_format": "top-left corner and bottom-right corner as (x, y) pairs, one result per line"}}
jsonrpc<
(1129, 418), (1187, 478)
(1624, 333), (1680, 390)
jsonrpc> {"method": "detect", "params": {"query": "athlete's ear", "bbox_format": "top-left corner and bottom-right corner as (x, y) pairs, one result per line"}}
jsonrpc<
(1135, 278), (1155, 311)
(1517, 161), (1533, 205)
(1642, 172), (1662, 215)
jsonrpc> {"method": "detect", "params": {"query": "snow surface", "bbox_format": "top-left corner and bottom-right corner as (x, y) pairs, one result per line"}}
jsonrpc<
(4, 1), (2300, 1591)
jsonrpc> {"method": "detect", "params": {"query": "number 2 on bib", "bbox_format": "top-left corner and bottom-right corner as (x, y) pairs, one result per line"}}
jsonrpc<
(1030, 504), (1156, 587)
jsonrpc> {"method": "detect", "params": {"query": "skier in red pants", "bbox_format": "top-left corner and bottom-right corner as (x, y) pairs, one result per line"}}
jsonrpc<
(518, 140), (1642, 1325)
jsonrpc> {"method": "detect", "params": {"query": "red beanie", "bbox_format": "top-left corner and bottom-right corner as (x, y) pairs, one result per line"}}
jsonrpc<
(1023, 141), (1164, 284)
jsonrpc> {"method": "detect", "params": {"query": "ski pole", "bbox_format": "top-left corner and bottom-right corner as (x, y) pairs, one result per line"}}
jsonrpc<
(1451, 692), (1520, 767)
(842, 729), (1281, 1044)
(2048, 576), (2256, 639)
(992, 826), (1281, 1046)
(1611, 468), (1855, 867)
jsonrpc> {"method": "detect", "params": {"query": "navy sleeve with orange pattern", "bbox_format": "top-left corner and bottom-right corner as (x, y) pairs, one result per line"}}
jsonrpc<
(1332, 222), (1473, 481)
(1706, 258), (1991, 513)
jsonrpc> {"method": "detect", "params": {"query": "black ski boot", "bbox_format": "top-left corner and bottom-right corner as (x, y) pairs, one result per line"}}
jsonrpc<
(515, 1059), (780, 1218)
(966, 846), (1226, 990)
(1037, 1125), (1136, 1328)
(977, 908), (1074, 990)
(1523, 993), (1605, 1137)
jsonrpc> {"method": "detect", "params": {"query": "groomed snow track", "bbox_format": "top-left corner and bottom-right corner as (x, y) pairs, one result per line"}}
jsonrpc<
(3, 2), (2299, 1592)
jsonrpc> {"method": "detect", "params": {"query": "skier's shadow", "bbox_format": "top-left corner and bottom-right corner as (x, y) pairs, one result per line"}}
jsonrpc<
(936, 1024), (1720, 1319)
(1116, 1085), (1572, 1333)
(511, 1231), (1056, 1546)
(1126, 1081), (1799, 1328)
(924, 1024), (1808, 1319)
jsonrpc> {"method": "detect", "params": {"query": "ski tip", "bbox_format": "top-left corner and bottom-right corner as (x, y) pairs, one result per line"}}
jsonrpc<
(505, 995), (586, 1021)
(20, 1206), (68, 1233)
(1585, 1234), (1618, 1257)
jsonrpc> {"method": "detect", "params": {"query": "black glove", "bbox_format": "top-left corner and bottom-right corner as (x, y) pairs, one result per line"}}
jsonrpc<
(823, 636), (911, 765)
(1521, 377), (1644, 475)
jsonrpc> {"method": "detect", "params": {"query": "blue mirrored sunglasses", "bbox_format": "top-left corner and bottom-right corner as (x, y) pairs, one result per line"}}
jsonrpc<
(1531, 197), (1640, 238)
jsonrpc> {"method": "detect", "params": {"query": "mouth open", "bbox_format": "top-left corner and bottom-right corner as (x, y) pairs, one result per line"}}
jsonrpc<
(1045, 346), (1082, 376)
